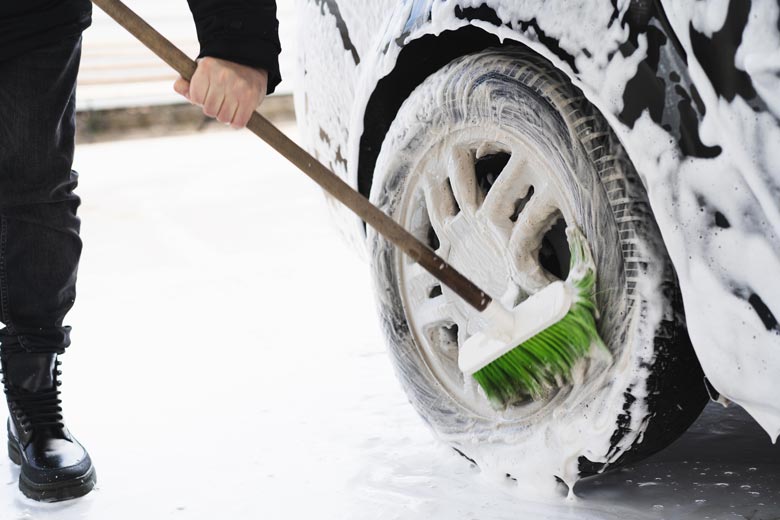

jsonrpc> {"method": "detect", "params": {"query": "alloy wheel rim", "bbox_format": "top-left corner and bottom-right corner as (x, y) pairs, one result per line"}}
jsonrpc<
(397, 127), (578, 419)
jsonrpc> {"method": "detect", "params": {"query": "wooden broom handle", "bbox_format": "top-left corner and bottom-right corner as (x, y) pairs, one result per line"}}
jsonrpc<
(91, 0), (492, 312)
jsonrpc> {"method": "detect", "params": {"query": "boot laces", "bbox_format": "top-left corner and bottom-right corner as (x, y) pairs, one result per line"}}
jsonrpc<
(6, 388), (64, 432)
(0, 347), (65, 434)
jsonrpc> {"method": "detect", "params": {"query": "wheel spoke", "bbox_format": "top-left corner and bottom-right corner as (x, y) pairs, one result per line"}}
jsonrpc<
(405, 261), (441, 298)
(406, 199), (433, 244)
(479, 153), (531, 232)
(421, 174), (455, 245)
(508, 189), (560, 292)
(512, 254), (556, 293)
(446, 147), (479, 214)
(509, 183), (559, 245)
(414, 294), (453, 329)
(480, 153), (529, 215)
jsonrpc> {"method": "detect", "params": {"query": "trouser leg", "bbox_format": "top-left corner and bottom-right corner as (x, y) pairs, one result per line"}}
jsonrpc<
(0, 35), (83, 354)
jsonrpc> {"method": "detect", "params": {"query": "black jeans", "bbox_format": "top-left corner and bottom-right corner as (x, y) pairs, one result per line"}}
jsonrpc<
(0, 36), (83, 354)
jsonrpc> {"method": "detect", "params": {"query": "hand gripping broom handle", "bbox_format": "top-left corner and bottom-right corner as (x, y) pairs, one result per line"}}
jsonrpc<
(91, 0), (492, 311)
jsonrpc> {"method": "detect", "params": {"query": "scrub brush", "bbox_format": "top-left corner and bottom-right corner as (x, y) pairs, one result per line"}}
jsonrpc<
(459, 227), (608, 406)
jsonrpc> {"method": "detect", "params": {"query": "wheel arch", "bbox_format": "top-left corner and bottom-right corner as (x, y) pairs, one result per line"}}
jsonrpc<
(353, 0), (708, 203)
(357, 25), (505, 199)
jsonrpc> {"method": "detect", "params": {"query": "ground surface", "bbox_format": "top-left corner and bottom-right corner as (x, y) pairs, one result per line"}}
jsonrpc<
(0, 127), (778, 519)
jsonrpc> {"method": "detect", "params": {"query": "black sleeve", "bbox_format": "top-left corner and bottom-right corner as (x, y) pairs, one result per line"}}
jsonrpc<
(186, 0), (281, 94)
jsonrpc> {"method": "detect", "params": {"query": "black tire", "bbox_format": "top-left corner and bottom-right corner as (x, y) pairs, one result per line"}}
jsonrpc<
(367, 48), (707, 488)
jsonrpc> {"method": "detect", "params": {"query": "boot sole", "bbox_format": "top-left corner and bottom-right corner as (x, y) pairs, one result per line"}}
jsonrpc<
(8, 439), (97, 502)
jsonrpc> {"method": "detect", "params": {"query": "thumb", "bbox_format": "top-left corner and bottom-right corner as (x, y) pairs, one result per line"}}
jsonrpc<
(173, 76), (191, 100)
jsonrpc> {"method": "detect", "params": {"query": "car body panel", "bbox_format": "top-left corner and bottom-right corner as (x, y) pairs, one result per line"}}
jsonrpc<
(295, 0), (780, 437)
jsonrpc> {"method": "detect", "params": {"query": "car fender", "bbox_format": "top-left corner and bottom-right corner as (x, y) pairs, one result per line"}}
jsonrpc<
(296, 0), (780, 438)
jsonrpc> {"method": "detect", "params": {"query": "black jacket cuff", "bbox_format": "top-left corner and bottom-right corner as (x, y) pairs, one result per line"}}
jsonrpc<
(191, 4), (282, 94)
(198, 37), (282, 94)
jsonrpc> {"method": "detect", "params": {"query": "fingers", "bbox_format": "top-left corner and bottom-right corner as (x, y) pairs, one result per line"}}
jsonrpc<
(187, 57), (269, 128)
(173, 77), (190, 100)
(231, 105), (253, 130)
(202, 86), (225, 119)
(231, 91), (262, 129)
(188, 60), (210, 107)
(216, 100), (238, 126)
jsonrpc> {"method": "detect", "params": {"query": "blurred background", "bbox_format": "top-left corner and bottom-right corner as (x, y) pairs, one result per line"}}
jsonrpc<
(76, 0), (298, 141)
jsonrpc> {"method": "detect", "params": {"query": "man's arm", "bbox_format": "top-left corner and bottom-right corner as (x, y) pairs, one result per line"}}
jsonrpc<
(173, 0), (281, 129)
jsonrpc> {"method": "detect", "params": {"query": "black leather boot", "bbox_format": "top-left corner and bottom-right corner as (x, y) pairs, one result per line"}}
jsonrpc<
(1, 348), (96, 502)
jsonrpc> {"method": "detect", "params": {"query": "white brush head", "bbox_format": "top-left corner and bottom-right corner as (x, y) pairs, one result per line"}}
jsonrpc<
(458, 281), (573, 375)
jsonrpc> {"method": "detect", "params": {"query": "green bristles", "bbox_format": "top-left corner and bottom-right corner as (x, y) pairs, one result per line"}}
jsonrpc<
(472, 227), (606, 406)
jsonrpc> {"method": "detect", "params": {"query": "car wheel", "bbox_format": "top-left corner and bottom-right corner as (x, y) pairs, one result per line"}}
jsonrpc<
(367, 48), (707, 491)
